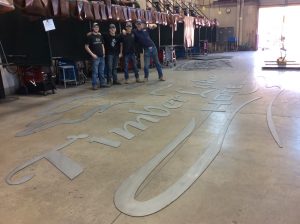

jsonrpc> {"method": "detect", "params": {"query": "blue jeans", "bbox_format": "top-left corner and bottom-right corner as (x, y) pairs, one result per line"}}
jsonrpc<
(104, 57), (109, 81)
(124, 53), (139, 80)
(91, 57), (105, 87)
(144, 46), (163, 79)
(107, 54), (119, 82)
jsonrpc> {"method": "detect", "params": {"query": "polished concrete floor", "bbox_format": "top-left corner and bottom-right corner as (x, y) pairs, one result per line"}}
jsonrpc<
(1, 51), (300, 224)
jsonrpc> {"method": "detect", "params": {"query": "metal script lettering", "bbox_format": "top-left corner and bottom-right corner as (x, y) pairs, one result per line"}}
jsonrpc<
(193, 84), (214, 89)
(220, 89), (239, 94)
(150, 83), (173, 96)
(114, 97), (261, 216)
(200, 89), (217, 98)
(214, 94), (233, 101)
(16, 101), (134, 137)
(201, 109), (226, 112)
(38, 92), (105, 116)
(201, 101), (232, 112)
(114, 119), (195, 216)
(129, 106), (170, 117)
(172, 95), (187, 102)
(226, 84), (243, 89)
(45, 150), (83, 179)
(162, 99), (183, 109)
(267, 89), (284, 148)
(176, 89), (208, 97)
(239, 82), (259, 95)
(89, 136), (121, 148)
(110, 115), (160, 140)
(5, 134), (88, 185)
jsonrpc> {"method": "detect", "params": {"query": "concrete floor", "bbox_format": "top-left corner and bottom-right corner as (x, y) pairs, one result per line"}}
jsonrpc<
(1, 51), (300, 224)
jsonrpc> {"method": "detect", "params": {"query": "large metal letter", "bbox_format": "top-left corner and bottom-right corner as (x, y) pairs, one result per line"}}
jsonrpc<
(6, 134), (88, 185)
(45, 150), (83, 179)
(110, 115), (160, 140)
(129, 106), (170, 117)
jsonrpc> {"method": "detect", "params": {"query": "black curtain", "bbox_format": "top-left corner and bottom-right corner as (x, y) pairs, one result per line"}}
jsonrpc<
(0, 10), (192, 65)
(50, 18), (90, 61)
(0, 10), (50, 65)
(173, 23), (184, 45)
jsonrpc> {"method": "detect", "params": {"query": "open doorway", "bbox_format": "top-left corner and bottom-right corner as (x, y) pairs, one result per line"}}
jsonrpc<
(258, 5), (300, 59)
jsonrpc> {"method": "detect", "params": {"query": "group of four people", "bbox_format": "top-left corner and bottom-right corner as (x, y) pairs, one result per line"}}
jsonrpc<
(85, 19), (165, 90)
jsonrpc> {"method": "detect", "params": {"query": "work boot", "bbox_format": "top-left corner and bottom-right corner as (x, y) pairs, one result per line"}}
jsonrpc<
(100, 84), (110, 88)
(159, 76), (166, 81)
(136, 78), (144, 83)
(113, 80), (122, 85)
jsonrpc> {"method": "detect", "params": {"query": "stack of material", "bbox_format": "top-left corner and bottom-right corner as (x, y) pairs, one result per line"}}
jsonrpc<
(262, 60), (300, 70)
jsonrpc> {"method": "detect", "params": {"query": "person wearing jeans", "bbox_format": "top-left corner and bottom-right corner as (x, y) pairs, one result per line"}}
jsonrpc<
(91, 57), (105, 88)
(143, 46), (163, 80)
(132, 19), (165, 81)
(107, 54), (120, 84)
(120, 22), (143, 84)
(85, 22), (110, 90)
(103, 23), (122, 85)
(123, 53), (141, 83)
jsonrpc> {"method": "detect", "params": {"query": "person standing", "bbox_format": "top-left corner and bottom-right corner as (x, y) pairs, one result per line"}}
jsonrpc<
(120, 22), (143, 84)
(103, 23), (122, 85)
(132, 19), (165, 82)
(85, 22), (110, 90)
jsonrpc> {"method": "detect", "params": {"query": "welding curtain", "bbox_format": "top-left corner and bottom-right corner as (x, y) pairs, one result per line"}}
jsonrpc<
(184, 16), (195, 48)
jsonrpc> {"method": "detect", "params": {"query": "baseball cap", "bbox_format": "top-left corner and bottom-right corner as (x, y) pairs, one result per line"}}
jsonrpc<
(109, 24), (116, 29)
(92, 22), (99, 27)
(135, 19), (145, 24)
(125, 22), (132, 27)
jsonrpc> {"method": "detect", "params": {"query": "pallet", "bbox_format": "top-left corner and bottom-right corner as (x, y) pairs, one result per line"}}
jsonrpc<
(262, 60), (300, 70)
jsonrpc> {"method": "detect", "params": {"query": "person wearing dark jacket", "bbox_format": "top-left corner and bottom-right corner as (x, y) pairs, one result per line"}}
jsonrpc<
(120, 22), (143, 84)
(132, 19), (165, 82)
(103, 23), (122, 85)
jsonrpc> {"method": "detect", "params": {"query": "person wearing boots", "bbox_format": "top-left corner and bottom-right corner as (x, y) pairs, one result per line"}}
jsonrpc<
(132, 19), (165, 82)
(85, 22), (110, 90)
(120, 22), (143, 84)
(103, 23), (122, 85)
